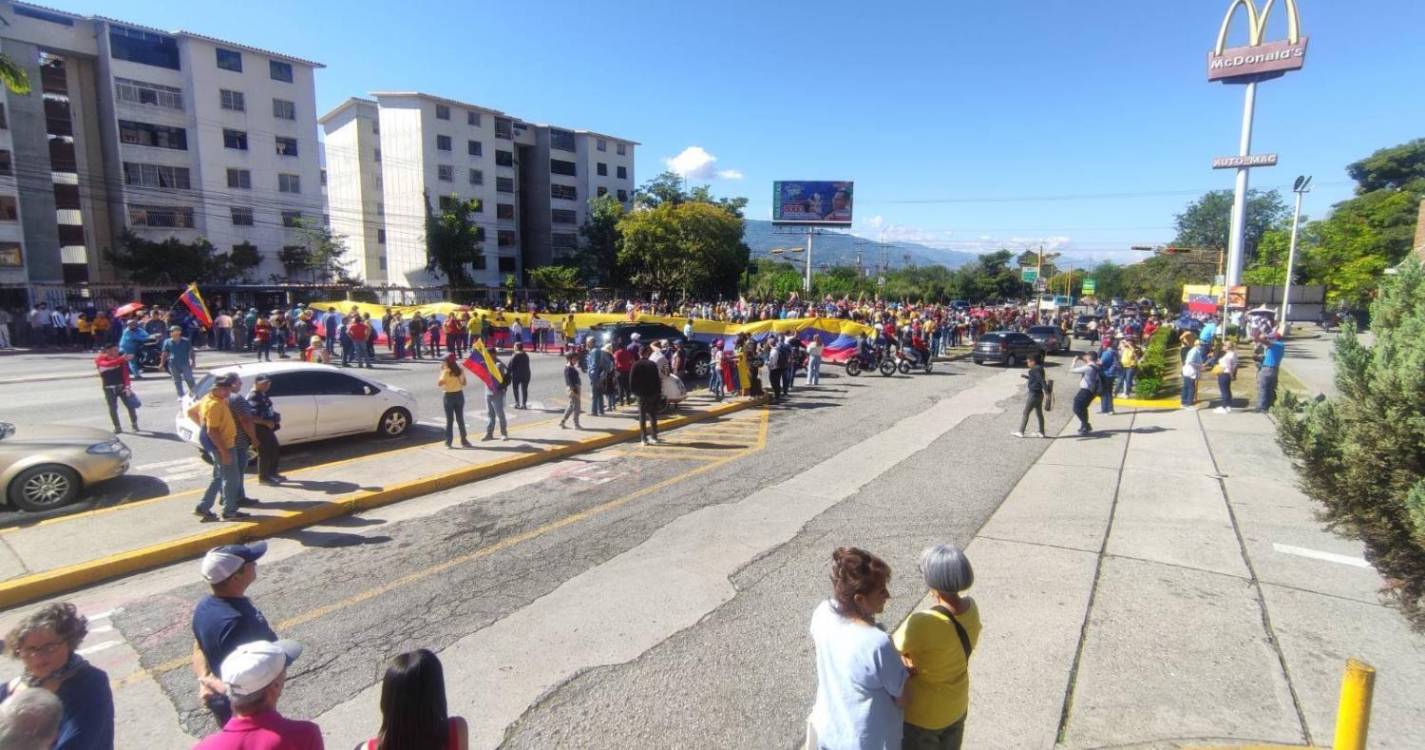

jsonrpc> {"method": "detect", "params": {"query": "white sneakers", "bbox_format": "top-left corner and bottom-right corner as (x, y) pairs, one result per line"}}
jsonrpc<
(1011, 431), (1025, 438)
(1033, 432), (1047, 438)
(1213, 406), (1233, 414)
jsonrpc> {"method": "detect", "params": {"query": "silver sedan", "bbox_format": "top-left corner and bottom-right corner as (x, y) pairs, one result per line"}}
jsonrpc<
(0, 422), (131, 512)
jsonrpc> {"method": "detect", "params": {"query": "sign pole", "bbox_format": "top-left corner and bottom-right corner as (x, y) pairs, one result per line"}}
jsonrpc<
(1225, 80), (1257, 288)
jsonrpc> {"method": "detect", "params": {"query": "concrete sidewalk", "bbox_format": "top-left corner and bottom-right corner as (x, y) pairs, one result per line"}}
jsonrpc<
(0, 391), (763, 608)
(961, 405), (1424, 748)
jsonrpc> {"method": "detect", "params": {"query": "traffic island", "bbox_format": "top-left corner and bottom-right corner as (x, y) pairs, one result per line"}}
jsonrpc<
(0, 392), (767, 609)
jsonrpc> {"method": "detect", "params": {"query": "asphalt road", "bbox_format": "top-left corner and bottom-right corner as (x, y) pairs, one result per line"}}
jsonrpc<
(0, 348), (1087, 747)
(0, 348), (576, 525)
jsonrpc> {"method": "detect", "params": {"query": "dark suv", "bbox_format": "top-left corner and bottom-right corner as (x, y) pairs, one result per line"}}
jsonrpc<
(973, 331), (1044, 367)
(591, 322), (713, 380)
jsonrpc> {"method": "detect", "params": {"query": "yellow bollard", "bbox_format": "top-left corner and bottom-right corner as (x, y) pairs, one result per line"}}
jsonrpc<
(1333, 658), (1375, 750)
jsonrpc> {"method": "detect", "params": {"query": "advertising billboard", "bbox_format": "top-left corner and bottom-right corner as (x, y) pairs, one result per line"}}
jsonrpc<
(772, 181), (854, 226)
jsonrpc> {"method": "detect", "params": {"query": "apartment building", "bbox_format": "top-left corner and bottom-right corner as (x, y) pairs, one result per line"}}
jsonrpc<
(320, 92), (635, 288)
(0, 1), (324, 295)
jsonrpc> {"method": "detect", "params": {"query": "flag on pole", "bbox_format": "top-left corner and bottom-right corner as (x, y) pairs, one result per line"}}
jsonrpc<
(462, 338), (505, 390)
(177, 283), (213, 329)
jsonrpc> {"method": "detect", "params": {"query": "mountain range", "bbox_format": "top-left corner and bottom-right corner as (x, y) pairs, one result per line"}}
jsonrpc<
(742, 220), (981, 271)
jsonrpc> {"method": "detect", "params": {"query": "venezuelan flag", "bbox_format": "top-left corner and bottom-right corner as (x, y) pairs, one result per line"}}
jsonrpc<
(178, 284), (213, 328)
(462, 338), (505, 390)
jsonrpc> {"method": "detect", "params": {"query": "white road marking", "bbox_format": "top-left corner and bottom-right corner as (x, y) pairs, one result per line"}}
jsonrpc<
(89, 625), (114, 633)
(132, 458), (200, 472)
(77, 641), (122, 656)
(162, 469), (210, 484)
(88, 608), (119, 621)
(1272, 543), (1371, 569)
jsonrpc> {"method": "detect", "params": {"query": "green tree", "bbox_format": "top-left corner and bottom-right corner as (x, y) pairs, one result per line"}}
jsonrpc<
(1173, 189), (1288, 264)
(1346, 138), (1425, 193)
(424, 191), (486, 289)
(634, 171), (688, 209)
(1015, 249), (1060, 281)
(106, 231), (257, 284)
(1275, 259), (1425, 631)
(0, 53), (31, 95)
(618, 201), (746, 299)
(1304, 185), (1423, 307)
(529, 265), (583, 302)
(576, 194), (625, 286)
(289, 219), (352, 283)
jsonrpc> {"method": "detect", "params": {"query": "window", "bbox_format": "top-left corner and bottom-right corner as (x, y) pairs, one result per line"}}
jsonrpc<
(437, 164), (453, 182)
(596, 186), (608, 197)
(617, 189), (628, 202)
(468, 168), (483, 185)
(596, 162), (608, 177)
(0, 150), (11, 176)
(550, 128), (576, 152)
(552, 232), (579, 250)
(123, 162), (191, 189)
(109, 26), (179, 70)
(226, 168), (251, 189)
(269, 60), (294, 83)
(552, 208), (578, 224)
(494, 117), (512, 139)
(438, 195), (456, 211)
(0, 104), (6, 129)
(216, 48), (243, 72)
(467, 140), (482, 157)
(129, 205), (194, 228)
(372, 119), (379, 134)
(498, 256), (517, 273)
(53, 184), (79, 209)
(597, 139), (607, 152)
(278, 173), (301, 193)
(222, 128), (247, 150)
(272, 98), (296, 120)
(616, 143), (627, 155)
(379, 257), (387, 270)
(617, 165), (628, 179)
(467, 111), (480, 127)
(119, 120), (188, 150)
(436, 135), (452, 151)
(550, 159), (577, 177)
(377, 229), (386, 244)
(497, 230), (516, 247)
(497, 203), (514, 220)
(230, 207), (254, 226)
(0, 195), (18, 221)
(220, 89), (245, 112)
(435, 104), (450, 120)
(551, 184), (577, 201)
(114, 78), (182, 109)
(275, 137), (299, 157)
(473, 255), (486, 270)
(495, 177), (514, 193)
(281, 210), (303, 227)
(320, 169), (327, 185)
(495, 150), (513, 167)
(373, 148), (381, 162)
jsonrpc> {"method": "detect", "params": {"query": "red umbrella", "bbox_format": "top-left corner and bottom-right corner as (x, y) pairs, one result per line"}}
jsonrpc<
(113, 301), (145, 318)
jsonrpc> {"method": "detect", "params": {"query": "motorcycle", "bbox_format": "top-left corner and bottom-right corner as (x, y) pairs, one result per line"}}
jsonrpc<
(894, 347), (934, 375)
(844, 348), (880, 377)
(137, 337), (163, 371)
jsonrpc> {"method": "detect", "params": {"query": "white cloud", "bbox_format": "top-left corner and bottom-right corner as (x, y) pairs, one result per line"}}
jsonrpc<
(664, 146), (743, 181)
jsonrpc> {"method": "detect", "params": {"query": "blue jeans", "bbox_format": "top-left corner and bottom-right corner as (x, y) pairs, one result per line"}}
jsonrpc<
(806, 355), (822, 385)
(1099, 375), (1115, 414)
(169, 365), (196, 397)
(485, 389), (507, 437)
(197, 445), (242, 516)
(1181, 377), (1197, 406)
(589, 378), (606, 416)
(1116, 367), (1136, 396)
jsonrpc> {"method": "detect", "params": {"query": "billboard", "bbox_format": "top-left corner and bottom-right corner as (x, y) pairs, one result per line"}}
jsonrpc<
(772, 181), (854, 226)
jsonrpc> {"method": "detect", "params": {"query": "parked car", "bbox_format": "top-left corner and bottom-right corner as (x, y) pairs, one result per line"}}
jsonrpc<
(175, 362), (418, 454)
(972, 331), (1044, 367)
(591, 322), (713, 380)
(0, 422), (130, 511)
(1025, 325), (1066, 354)
(1073, 314), (1103, 341)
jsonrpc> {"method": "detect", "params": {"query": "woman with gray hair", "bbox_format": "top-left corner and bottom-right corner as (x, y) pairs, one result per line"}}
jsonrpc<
(0, 602), (114, 749)
(892, 545), (981, 750)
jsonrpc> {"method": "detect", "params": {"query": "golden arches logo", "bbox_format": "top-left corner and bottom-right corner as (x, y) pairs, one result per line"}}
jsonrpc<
(1215, 0), (1302, 54)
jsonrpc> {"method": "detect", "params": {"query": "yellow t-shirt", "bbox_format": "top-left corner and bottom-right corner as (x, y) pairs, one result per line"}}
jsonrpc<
(1120, 345), (1138, 368)
(196, 394), (236, 449)
(77, 318), (93, 333)
(893, 601), (982, 730)
(437, 369), (466, 393)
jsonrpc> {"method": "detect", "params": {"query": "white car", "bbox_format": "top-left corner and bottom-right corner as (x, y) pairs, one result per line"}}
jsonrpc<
(175, 362), (417, 450)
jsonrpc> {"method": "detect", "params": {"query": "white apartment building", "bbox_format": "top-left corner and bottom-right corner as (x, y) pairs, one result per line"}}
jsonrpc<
(0, 1), (324, 302)
(320, 92), (636, 289)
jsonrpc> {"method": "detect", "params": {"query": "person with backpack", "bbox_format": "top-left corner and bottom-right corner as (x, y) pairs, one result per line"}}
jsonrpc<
(894, 544), (981, 750)
(484, 355), (510, 441)
(1070, 352), (1101, 435)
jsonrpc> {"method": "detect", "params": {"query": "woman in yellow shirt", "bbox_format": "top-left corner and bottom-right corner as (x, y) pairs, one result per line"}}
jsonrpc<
(893, 544), (981, 750)
(436, 353), (472, 448)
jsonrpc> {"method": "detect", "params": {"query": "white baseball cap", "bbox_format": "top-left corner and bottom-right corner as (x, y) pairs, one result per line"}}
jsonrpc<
(221, 639), (303, 697)
(200, 541), (268, 583)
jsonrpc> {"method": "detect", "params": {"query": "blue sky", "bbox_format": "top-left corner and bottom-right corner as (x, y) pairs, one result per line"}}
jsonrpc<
(49, 0), (1425, 262)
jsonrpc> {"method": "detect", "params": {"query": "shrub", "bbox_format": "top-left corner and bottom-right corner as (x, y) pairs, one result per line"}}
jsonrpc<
(1275, 259), (1425, 630)
(1133, 326), (1174, 398)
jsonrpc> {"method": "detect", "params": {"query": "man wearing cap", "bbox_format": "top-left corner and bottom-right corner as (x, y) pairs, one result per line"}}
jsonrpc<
(190, 374), (248, 521)
(192, 543), (278, 729)
(226, 373), (261, 506)
(193, 640), (321, 749)
(249, 375), (285, 484)
(1255, 331), (1286, 413)
(159, 325), (197, 399)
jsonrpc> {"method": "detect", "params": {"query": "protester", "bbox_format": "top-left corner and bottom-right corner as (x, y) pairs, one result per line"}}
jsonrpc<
(192, 640), (320, 750)
(253, 315), (273, 362)
(806, 336), (824, 385)
(360, 649), (468, 750)
(484, 355), (510, 442)
(894, 545), (981, 750)
(1097, 340), (1118, 415)
(807, 547), (907, 750)
(0, 684), (62, 750)
(1014, 353), (1048, 438)
(192, 542), (277, 728)
(1, 602), (115, 750)
(94, 344), (139, 433)
(559, 351), (582, 430)
(190, 373), (246, 521)
(117, 319), (148, 378)
(349, 316), (373, 369)
(248, 375), (286, 484)
(508, 341), (531, 409)
(585, 337), (607, 417)
(630, 345), (662, 445)
(1181, 342), (1205, 409)
(1070, 352), (1100, 435)
(223, 373), (262, 507)
(614, 338), (636, 406)
(1115, 339), (1139, 397)
(437, 354), (472, 448)
(1210, 342), (1239, 413)
(767, 335), (786, 402)
(0, 306), (13, 350)
(708, 340), (725, 401)
(1255, 332), (1284, 413)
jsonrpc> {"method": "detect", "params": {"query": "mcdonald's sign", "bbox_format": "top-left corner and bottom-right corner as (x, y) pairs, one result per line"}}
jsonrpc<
(1207, 0), (1309, 83)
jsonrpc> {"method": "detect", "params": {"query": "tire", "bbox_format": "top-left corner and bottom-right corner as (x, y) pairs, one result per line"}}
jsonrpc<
(897, 360), (912, 375)
(378, 407), (412, 438)
(878, 359), (896, 376)
(845, 359), (862, 377)
(9, 465), (81, 512)
(973, 358), (983, 365)
(1005, 354), (1017, 368)
(690, 354), (711, 380)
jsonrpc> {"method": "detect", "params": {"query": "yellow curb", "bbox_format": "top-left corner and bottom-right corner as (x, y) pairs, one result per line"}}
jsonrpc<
(0, 396), (768, 610)
(1116, 397), (1189, 409)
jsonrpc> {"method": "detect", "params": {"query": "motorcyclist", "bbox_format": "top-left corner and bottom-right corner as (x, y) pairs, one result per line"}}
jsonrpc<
(910, 332), (930, 366)
(118, 319), (152, 379)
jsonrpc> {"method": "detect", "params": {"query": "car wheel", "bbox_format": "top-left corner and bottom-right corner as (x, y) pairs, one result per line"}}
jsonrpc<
(1005, 354), (1017, 367)
(378, 407), (412, 438)
(973, 358), (983, 365)
(9, 465), (81, 512)
(691, 354), (711, 380)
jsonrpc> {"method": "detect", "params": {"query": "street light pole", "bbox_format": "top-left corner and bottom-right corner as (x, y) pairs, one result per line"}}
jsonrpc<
(804, 229), (813, 294)
(1280, 175), (1312, 334)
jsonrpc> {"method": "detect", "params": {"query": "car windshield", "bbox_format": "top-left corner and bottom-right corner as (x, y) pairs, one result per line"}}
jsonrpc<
(979, 333), (1004, 343)
(191, 373), (216, 399)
